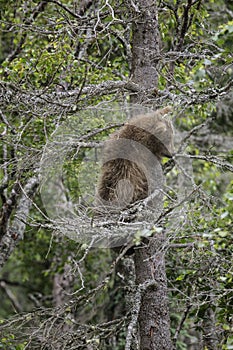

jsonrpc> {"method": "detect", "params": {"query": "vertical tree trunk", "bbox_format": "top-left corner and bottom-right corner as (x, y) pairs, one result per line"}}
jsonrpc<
(134, 234), (172, 350)
(130, 0), (161, 104)
(130, 1), (172, 349)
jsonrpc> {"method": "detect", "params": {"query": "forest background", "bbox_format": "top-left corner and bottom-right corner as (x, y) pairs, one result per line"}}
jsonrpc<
(0, 0), (233, 349)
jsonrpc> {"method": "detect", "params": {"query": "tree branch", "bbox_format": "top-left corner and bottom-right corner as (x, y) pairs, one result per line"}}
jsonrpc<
(176, 154), (233, 172)
(0, 280), (23, 313)
(0, 176), (39, 269)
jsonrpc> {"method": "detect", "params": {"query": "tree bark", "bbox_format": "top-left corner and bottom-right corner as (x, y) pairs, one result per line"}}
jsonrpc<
(134, 234), (172, 350)
(130, 1), (172, 349)
(0, 176), (38, 269)
(130, 0), (161, 104)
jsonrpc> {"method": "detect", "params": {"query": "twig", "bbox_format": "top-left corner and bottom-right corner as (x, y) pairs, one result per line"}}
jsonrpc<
(176, 154), (233, 172)
(173, 304), (192, 346)
(0, 281), (23, 313)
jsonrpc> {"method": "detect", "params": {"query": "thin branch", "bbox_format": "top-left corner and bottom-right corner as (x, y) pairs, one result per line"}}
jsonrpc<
(176, 153), (233, 172)
(0, 281), (23, 313)
(173, 304), (192, 346)
(52, 0), (82, 17)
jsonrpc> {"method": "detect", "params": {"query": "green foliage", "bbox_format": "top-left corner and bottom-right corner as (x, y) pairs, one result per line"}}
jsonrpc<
(0, 334), (27, 350)
(0, 0), (233, 348)
(167, 179), (233, 347)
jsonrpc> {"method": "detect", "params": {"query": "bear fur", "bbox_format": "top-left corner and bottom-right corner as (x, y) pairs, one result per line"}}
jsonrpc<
(96, 106), (174, 211)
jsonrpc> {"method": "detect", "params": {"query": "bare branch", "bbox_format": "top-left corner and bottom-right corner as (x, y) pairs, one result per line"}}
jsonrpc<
(0, 176), (39, 269)
(0, 280), (23, 313)
(173, 304), (192, 346)
(176, 154), (233, 172)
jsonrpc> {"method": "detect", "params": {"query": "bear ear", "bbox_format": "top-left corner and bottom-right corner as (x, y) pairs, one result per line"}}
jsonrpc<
(155, 121), (167, 134)
(160, 106), (173, 119)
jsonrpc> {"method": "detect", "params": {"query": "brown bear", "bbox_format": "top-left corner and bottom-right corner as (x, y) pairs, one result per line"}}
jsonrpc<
(96, 106), (174, 212)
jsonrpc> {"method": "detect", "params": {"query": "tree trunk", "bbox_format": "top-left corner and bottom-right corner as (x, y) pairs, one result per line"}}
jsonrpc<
(130, 0), (161, 104)
(134, 234), (172, 350)
(130, 1), (172, 349)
